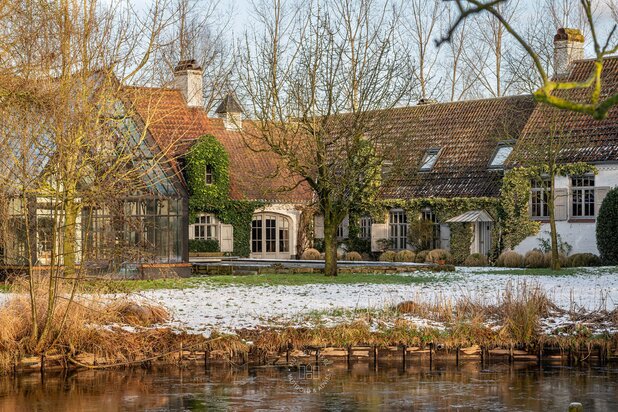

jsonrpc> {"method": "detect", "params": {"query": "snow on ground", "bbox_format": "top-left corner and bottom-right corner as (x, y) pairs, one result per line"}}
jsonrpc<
(135, 267), (618, 334)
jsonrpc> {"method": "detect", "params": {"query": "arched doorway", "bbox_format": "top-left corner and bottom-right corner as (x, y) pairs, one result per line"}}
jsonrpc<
(251, 213), (292, 259)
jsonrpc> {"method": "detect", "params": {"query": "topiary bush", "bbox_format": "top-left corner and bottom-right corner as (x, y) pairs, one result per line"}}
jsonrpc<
(597, 187), (618, 264)
(524, 250), (546, 268)
(425, 248), (453, 264)
(567, 253), (602, 267)
(189, 239), (220, 253)
(394, 250), (416, 262)
(415, 250), (429, 263)
(344, 251), (363, 261)
(543, 252), (568, 268)
(301, 248), (321, 260)
(496, 251), (524, 268)
(379, 251), (396, 262)
(463, 253), (488, 267)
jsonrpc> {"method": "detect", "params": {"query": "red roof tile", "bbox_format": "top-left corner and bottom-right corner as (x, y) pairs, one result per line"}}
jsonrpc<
(127, 86), (312, 203)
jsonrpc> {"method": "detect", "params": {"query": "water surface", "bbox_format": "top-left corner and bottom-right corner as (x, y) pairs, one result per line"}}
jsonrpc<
(1, 361), (617, 411)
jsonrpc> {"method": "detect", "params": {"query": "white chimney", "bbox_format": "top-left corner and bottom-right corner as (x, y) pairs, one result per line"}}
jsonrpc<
(553, 28), (584, 79)
(173, 59), (204, 108)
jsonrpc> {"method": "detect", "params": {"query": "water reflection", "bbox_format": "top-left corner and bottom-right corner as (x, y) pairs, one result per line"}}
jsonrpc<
(0, 361), (617, 411)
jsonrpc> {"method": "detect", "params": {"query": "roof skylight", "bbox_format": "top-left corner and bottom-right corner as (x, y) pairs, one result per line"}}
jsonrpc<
(419, 148), (440, 171)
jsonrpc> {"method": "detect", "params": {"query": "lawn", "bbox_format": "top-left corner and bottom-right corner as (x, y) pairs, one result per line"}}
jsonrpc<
(1, 266), (611, 294)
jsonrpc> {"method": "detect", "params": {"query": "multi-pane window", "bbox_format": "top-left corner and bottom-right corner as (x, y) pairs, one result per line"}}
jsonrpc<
(205, 164), (214, 185)
(572, 175), (595, 217)
(279, 219), (289, 253)
(421, 208), (441, 250)
(389, 210), (408, 250)
(531, 179), (550, 218)
(265, 217), (276, 252)
(359, 216), (372, 240)
(194, 214), (218, 240)
(419, 148), (440, 171)
(251, 217), (263, 253)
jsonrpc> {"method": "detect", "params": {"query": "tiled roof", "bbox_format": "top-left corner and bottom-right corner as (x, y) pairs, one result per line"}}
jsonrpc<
(510, 57), (618, 165)
(380, 95), (537, 198)
(127, 86), (312, 203)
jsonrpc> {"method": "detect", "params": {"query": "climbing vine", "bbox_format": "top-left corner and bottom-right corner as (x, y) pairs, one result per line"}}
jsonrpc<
(185, 135), (263, 257)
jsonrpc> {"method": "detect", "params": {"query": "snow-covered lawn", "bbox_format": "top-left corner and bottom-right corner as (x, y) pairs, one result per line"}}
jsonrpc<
(136, 266), (618, 334)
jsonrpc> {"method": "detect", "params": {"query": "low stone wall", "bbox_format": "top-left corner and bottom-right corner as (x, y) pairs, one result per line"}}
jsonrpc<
(192, 263), (454, 276)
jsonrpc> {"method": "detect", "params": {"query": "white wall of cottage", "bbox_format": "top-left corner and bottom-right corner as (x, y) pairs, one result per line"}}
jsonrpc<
(514, 164), (618, 255)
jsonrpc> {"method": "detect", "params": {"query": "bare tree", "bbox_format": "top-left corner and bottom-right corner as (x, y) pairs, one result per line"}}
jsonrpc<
(238, 0), (415, 276)
(440, 0), (618, 119)
(149, 0), (233, 112)
(403, 0), (445, 100)
(0, 0), (178, 352)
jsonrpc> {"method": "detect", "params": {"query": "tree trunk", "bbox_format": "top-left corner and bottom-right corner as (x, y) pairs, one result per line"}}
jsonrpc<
(324, 213), (339, 276)
(548, 174), (560, 271)
(323, 224), (338, 277)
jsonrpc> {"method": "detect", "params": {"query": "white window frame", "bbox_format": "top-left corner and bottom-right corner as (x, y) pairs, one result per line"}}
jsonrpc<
(193, 214), (218, 240)
(531, 179), (550, 219)
(359, 216), (372, 240)
(205, 164), (214, 185)
(571, 175), (595, 218)
(419, 148), (440, 172)
(389, 209), (407, 250)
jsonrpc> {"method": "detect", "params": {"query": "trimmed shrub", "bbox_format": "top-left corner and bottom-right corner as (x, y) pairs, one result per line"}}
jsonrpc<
(344, 251), (362, 261)
(463, 253), (488, 267)
(597, 187), (618, 264)
(524, 250), (546, 268)
(188, 239), (220, 253)
(496, 251), (524, 268)
(543, 252), (568, 268)
(415, 250), (429, 263)
(379, 251), (396, 262)
(301, 248), (321, 260)
(567, 253), (602, 267)
(425, 249), (453, 264)
(394, 250), (416, 262)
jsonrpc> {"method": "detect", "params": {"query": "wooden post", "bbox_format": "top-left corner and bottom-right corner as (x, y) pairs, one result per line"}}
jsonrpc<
(347, 346), (352, 369)
(315, 348), (320, 365)
(455, 346), (459, 367)
(286, 348), (290, 364)
(429, 343), (433, 369)
(373, 346), (378, 370)
(509, 345), (514, 364)
(402, 345), (407, 370)
(204, 350), (209, 369)
(537, 343), (543, 366)
(480, 346), (485, 368)
(40, 354), (45, 375)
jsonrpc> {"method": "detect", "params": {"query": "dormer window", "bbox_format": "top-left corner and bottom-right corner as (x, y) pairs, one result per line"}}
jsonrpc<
(419, 148), (440, 172)
(205, 164), (214, 185)
(489, 141), (514, 169)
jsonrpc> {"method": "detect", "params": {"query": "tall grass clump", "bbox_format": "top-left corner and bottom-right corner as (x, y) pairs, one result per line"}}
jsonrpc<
(567, 253), (602, 267)
(379, 251), (396, 262)
(0, 278), (211, 374)
(496, 251), (524, 268)
(301, 248), (321, 260)
(463, 253), (488, 267)
(524, 250), (546, 268)
(425, 249), (452, 264)
(394, 250), (415, 262)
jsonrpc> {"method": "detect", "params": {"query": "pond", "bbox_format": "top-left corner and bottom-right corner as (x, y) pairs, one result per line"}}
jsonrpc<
(1, 361), (617, 411)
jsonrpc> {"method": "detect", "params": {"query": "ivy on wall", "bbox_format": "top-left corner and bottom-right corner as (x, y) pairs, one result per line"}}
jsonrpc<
(185, 135), (263, 257)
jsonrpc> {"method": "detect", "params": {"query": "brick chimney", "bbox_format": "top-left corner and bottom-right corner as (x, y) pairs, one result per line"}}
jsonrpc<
(553, 28), (584, 78)
(173, 59), (204, 108)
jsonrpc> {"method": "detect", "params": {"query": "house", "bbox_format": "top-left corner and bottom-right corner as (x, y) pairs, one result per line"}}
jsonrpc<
(130, 60), (313, 260)
(508, 30), (618, 255)
(0, 79), (190, 276)
(321, 28), (618, 259)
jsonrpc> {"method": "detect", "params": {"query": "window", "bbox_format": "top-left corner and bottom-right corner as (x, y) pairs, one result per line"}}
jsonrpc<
(251, 217), (263, 253)
(389, 210), (407, 250)
(489, 142), (514, 169)
(359, 216), (372, 240)
(419, 148), (440, 171)
(421, 208), (441, 250)
(194, 214), (218, 240)
(531, 179), (549, 218)
(572, 175), (595, 217)
(279, 219), (289, 253)
(205, 164), (214, 185)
